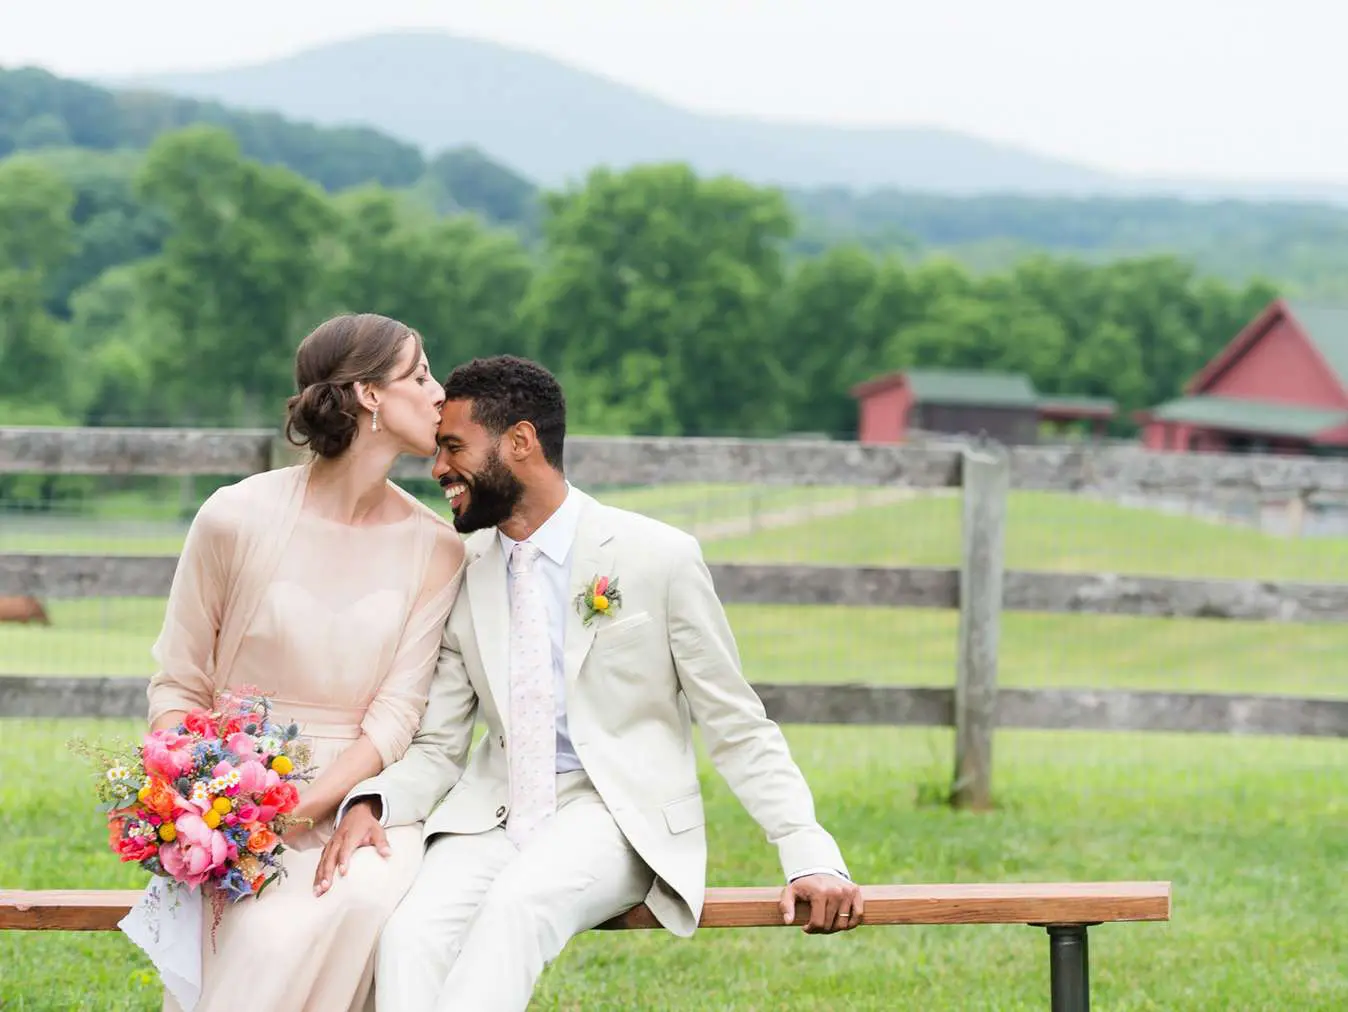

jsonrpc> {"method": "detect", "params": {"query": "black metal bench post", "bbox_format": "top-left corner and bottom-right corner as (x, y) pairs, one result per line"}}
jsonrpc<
(1039, 922), (1097, 1011)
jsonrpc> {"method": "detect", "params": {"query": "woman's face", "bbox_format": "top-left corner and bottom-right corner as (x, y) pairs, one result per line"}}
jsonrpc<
(369, 337), (444, 458)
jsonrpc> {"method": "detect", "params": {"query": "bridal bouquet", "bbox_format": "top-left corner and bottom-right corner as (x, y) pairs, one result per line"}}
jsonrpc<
(77, 687), (314, 916)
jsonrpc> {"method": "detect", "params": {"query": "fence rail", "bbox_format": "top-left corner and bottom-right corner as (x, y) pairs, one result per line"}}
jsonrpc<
(4, 676), (1345, 738)
(4, 425), (1348, 495)
(5, 554), (1347, 623)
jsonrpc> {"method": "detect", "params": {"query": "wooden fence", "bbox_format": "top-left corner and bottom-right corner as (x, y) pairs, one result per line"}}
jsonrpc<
(3, 426), (1346, 808)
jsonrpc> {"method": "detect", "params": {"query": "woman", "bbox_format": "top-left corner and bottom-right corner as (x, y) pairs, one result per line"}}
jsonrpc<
(132, 313), (464, 1012)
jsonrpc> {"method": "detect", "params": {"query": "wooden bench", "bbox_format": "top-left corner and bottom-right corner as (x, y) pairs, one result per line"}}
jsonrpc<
(2, 881), (1170, 1011)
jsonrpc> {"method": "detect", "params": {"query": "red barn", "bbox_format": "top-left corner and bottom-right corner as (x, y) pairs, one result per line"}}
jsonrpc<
(850, 369), (1115, 445)
(1136, 300), (1348, 455)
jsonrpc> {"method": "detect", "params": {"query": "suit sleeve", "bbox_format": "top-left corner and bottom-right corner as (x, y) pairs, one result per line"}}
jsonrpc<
(338, 614), (479, 828)
(665, 536), (849, 882)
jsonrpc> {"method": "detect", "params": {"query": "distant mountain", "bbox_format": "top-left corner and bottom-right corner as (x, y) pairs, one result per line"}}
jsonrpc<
(114, 31), (1348, 204)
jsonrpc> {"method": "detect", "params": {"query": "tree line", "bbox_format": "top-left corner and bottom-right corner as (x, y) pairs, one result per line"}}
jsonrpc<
(2, 124), (1277, 450)
(9, 63), (1348, 298)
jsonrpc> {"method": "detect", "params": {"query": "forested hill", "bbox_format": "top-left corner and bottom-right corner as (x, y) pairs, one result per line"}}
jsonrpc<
(0, 65), (536, 225)
(790, 189), (1348, 297)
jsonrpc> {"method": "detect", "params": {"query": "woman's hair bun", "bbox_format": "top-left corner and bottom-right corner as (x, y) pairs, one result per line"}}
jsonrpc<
(285, 380), (359, 459)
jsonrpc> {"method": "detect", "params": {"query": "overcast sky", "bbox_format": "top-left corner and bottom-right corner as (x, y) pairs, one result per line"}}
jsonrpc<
(1, 0), (1340, 182)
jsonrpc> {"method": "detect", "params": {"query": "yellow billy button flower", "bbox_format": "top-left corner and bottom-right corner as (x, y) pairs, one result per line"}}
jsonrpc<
(592, 593), (609, 612)
(158, 823), (177, 842)
(202, 809), (222, 830)
(137, 785), (152, 803)
(212, 797), (232, 814)
(270, 754), (294, 776)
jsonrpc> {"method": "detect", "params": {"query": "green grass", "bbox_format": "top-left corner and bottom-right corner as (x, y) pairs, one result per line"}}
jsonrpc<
(7, 600), (1343, 698)
(3, 486), (1346, 1007)
(9, 486), (1342, 583)
(706, 490), (1348, 581)
(0, 483), (864, 556)
(2, 720), (1345, 1010)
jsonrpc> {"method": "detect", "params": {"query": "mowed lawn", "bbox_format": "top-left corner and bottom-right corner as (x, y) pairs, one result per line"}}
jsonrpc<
(2, 720), (1345, 1010)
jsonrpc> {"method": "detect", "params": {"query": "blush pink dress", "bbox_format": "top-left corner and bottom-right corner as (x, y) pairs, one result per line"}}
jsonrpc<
(142, 464), (462, 1012)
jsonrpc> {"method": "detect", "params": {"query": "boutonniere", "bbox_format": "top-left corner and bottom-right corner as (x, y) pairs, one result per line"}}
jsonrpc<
(574, 573), (622, 626)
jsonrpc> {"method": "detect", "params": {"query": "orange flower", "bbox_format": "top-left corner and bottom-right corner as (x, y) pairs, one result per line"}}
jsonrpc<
(247, 827), (279, 853)
(137, 778), (180, 820)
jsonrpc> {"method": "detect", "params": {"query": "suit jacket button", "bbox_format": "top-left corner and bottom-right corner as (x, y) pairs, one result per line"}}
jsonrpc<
(498, 735), (505, 748)
(496, 805), (506, 818)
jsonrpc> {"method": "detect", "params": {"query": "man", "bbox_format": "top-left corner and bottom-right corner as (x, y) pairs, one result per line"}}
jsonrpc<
(318, 355), (861, 1011)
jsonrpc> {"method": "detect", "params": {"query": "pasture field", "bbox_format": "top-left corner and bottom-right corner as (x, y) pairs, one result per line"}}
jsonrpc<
(2, 485), (1345, 1008)
(2, 721), (1345, 1010)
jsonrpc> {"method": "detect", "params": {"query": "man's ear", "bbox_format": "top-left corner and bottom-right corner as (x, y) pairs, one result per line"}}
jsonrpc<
(508, 420), (539, 459)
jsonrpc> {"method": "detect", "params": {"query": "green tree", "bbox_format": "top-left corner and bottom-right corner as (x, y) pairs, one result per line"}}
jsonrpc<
(527, 163), (794, 435)
(135, 126), (338, 423)
(0, 155), (75, 405)
(322, 186), (535, 372)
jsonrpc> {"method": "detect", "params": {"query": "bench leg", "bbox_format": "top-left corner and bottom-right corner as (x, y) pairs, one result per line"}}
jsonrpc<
(1046, 924), (1090, 1012)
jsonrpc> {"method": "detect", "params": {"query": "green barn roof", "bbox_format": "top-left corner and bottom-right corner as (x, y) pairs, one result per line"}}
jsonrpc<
(1144, 395), (1348, 439)
(904, 369), (1039, 408)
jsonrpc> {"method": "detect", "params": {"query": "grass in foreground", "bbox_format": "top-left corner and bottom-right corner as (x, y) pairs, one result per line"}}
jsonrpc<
(1, 719), (1344, 1010)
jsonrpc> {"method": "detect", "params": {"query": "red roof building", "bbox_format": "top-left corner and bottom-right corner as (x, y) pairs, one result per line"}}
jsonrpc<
(850, 369), (1115, 445)
(1136, 300), (1348, 456)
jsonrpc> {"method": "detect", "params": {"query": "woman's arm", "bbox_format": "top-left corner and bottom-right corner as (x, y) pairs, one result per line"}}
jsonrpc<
(146, 494), (236, 730)
(298, 527), (465, 829)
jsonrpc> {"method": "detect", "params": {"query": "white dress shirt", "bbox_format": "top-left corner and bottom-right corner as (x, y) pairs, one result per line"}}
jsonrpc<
(497, 483), (584, 773)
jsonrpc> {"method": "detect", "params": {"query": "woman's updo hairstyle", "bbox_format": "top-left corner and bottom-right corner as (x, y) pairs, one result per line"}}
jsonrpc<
(284, 313), (421, 459)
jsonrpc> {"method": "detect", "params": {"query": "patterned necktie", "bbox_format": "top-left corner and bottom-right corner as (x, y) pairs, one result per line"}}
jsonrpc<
(505, 541), (556, 846)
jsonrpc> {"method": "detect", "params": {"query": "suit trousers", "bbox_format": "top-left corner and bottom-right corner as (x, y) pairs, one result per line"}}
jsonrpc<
(374, 770), (654, 1012)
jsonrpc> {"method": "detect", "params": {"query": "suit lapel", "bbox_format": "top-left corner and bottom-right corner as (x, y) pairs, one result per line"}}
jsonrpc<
(563, 501), (615, 689)
(466, 535), (512, 729)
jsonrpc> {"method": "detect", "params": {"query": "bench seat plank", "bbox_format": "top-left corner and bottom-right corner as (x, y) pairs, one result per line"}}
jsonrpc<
(2, 882), (1169, 932)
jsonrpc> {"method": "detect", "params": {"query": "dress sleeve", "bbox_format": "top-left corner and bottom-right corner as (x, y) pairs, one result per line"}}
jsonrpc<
(146, 494), (237, 723)
(360, 524), (466, 766)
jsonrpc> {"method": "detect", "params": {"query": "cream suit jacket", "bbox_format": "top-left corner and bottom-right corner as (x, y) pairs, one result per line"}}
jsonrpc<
(340, 489), (848, 936)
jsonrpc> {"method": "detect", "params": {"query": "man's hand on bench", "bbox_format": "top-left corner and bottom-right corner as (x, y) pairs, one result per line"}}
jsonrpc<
(779, 873), (864, 934)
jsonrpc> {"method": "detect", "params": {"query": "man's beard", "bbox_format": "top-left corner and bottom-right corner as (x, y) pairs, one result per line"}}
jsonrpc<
(451, 449), (525, 534)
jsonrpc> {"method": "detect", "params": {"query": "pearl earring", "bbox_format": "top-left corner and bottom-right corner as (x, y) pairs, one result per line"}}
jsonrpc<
(371, 409), (379, 433)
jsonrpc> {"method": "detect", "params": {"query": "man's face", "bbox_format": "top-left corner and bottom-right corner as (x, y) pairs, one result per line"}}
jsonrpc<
(431, 399), (526, 533)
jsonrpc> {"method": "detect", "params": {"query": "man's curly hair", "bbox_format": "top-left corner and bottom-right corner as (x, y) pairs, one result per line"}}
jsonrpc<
(443, 355), (567, 470)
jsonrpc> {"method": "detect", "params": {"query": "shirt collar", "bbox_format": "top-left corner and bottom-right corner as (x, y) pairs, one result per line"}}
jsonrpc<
(497, 483), (581, 567)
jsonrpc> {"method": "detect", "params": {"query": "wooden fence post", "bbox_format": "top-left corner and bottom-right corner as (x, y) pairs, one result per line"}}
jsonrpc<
(268, 432), (309, 471)
(951, 440), (1010, 809)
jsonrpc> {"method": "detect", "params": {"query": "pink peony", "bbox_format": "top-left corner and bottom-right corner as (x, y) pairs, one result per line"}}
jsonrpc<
(159, 814), (228, 888)
(226, 732), (260, 758)
(235, 760), (275, 797)
(142, 731), (195, 781)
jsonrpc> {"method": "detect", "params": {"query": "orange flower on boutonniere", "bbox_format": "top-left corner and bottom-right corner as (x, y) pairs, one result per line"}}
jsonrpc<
(574, 573), (622, 626)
